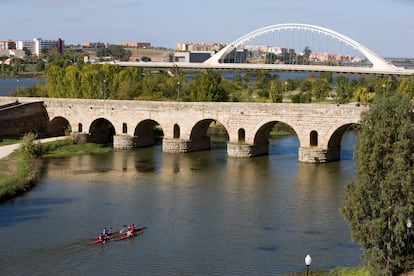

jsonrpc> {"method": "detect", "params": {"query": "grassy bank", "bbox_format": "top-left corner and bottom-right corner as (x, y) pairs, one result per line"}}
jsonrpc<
(41, 139), (112, 158)
(0, 136), (112, 202)
(0, 150), (42, 202)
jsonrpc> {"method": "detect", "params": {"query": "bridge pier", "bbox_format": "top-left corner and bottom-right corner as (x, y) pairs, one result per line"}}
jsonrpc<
(113, 134), (134, 149)
(227, 142), (269, 158)
(162, 137), (211, 153)
(71, 132), (88, 144)
(298, 147), (341, 163)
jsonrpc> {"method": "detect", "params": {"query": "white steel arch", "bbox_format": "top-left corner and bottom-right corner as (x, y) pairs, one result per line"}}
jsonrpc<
(205, 23), (396, 71)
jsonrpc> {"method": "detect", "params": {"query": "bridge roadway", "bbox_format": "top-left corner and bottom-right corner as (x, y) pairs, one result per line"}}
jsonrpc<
(110, 61), (414, 76)
(0, 97), (367, 163)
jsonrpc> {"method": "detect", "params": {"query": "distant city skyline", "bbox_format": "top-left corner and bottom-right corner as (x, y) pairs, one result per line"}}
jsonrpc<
(1, 0), (413, 58)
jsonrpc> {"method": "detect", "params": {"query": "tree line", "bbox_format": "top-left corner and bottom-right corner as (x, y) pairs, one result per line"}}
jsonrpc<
(13, 63), (414, 104)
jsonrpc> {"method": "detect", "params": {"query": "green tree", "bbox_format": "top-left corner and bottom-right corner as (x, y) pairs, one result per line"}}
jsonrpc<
(255, 70), (272, 98)
(64, 66), (82, 98)
(269, 79), (283, 103)
(342, 94), (414, 275)
(190, 71), (228, 102)
(46, 64), (66, 97)
(312, 78), (331, 102)
(398, 77), (414, 99)
(300, 79), (313, 93)
(353, 86), (375, 104)
(97, 45), (131, 61)
(35, 60), (46, 71)
(291, 92), (312, 103)
(79, 64), (103, 99)
(336, 76), (355, 103)
(375, 77), (397, 97)
(112, 67), (142, 99)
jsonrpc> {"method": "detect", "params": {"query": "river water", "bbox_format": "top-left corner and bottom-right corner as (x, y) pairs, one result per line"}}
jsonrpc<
(0, 132), (361, 275)
(0, 78), (45, 96)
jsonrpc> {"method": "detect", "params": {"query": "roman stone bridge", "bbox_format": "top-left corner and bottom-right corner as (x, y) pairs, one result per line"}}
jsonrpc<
(0, 97), (367, 163)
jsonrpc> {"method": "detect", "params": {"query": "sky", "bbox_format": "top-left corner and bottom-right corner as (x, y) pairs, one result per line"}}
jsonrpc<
(1, 0), (413, 58)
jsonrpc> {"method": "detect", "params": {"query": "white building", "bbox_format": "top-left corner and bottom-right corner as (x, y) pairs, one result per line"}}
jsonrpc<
(16, 38), (64, 56)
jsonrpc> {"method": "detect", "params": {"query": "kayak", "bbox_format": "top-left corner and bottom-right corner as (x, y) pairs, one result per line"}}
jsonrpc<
(114, 228), (145, 241)
(91, 229), (119, 240)
(87, 238), (109, 245)
(87, 225), (147, 245)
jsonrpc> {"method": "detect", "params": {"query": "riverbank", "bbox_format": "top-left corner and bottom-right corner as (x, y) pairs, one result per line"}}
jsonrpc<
(0, 136), (112, 202)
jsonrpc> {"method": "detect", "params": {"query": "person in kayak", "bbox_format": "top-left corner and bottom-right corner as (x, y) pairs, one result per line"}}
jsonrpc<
(126, 230), (133, 238)
(129, 224), (136, 232)
(98, 234), (107, 243)
(102, 227), (109, 237)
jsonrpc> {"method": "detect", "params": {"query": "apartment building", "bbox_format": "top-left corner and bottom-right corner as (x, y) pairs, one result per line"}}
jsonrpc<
(16, 38), (64, 56)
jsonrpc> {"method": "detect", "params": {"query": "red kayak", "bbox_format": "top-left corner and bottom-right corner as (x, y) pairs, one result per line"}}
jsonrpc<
(90, 229), (119, 240)
(87, 237), (110, 245)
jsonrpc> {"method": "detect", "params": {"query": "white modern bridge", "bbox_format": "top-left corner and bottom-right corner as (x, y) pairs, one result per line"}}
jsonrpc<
(112, 23), (414, 76)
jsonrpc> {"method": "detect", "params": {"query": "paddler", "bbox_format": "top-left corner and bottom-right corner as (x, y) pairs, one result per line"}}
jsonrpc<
(129, 224), (136, 232)
(126, 230), (133, 238)
(102, 227), (109, 237)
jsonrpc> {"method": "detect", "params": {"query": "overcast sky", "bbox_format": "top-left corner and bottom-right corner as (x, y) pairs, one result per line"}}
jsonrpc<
(1, 0), (413, 58)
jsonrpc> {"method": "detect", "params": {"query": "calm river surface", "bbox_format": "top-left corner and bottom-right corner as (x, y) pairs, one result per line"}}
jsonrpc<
(0, 133), (361, 275)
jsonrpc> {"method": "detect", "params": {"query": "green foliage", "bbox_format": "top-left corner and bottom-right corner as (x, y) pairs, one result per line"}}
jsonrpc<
(374, 77), (398, 97)
(336, 76), (355, 103)
(19, 133), (44, 159)
(255, 70), (272, 97)
(24, 62), (414, 104)
(312, 78), (331, 101)
(269, 79), (283, 103)
(291, 92), (312, 103)
(190, 71), (228, 102)
(325, 266), (370, 276)
(342, 94), (414, 275)
(97, 45), (132, 61)
(41, 141), (112, 158)
(353, 86), (375, 104)
(300, 79), (313, 93)
(397, 76), (414, 99)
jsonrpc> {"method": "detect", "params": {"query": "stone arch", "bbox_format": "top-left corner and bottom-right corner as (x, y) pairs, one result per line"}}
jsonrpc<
(253, 121), (298, 156)
(310, 131), (318, 146)
(327, 123), (357, 161)
(88, 118), (115, 145)
(173, 124), (180, 139)
(134, 119), (164, 147)
(48, 116), (70, 137)
(190, 119), (229, 151)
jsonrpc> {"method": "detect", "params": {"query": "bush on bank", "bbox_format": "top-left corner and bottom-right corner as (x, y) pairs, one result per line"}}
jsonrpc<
(0, 133), (42, 202)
